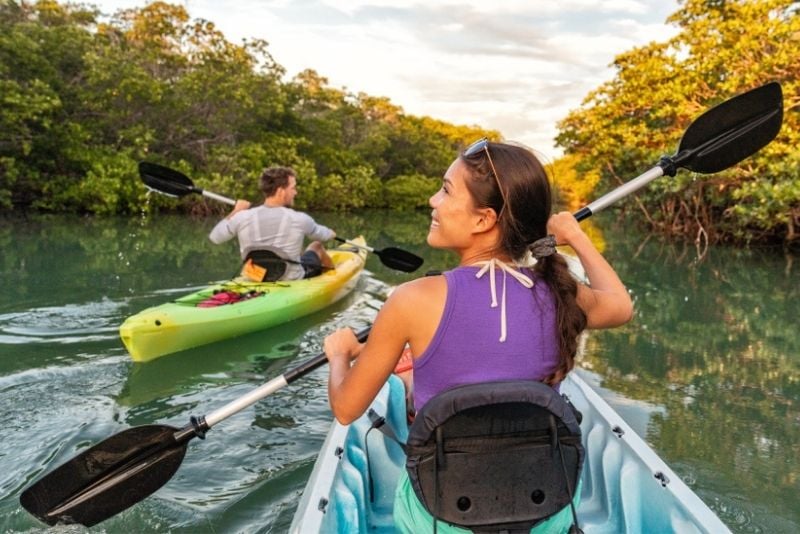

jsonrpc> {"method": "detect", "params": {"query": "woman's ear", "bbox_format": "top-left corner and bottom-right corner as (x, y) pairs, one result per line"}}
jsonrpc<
(473, 207), (499, 233)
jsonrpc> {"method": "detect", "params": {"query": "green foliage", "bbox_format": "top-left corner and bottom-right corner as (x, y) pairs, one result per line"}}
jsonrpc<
(383, 174), (440, 210)
(549, 154), (601, 211)
(41, 148), (141, 214)
(313, 166), (382, 211)
(556, 0), (800, 246)
(1, 1), (494, 215)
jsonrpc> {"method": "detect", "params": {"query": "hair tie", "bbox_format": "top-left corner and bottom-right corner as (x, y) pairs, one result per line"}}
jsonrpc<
(529, 235), (557, 259)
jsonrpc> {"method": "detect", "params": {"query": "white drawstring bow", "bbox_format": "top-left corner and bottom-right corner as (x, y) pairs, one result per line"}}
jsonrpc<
(473, 258), (534, 342)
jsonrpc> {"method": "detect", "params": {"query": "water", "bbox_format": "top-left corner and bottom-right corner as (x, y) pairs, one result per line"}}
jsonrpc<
(0, 212), (797, 533)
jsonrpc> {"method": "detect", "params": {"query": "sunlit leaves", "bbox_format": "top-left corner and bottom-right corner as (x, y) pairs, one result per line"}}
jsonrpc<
(556, 0), (799, 246)
(1, 1), (498, 215)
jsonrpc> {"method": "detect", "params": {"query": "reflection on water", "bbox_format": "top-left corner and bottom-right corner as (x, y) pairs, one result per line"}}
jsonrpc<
(580, 216), (799, 533)
(0, 212), (797, 533)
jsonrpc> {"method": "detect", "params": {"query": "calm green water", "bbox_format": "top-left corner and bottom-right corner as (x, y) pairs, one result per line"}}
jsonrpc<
(0, 211), (797, 533)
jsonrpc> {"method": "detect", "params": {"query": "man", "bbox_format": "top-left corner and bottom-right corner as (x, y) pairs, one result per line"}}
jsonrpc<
(209, 166), (336, 281)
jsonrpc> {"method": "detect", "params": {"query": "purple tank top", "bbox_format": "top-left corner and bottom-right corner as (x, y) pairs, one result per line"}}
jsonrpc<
(412, 265), (560, 410)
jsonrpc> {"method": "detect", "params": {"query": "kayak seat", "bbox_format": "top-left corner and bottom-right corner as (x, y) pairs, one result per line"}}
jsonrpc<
(242, 249), (288, 282)
(404, 380), (584, 533)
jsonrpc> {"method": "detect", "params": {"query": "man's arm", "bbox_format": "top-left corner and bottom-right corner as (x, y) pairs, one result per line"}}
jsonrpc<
(299, 212), (335, 242)
(209, 200), (250, 244)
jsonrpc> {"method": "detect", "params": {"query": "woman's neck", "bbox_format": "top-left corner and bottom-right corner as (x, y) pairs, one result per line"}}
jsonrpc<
(458, 249), (514, 266)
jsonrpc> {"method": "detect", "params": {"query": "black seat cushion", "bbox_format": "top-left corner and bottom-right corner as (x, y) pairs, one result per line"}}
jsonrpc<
(405, 380), (584, 532)
(243, 249), (288, 282)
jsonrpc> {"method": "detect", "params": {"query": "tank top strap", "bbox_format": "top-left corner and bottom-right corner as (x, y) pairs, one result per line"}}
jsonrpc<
(470, 259), (534, 342)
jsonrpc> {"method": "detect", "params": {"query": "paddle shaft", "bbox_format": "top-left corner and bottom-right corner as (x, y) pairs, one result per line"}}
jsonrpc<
(204, 190), (236, 206)
(18, 326), (371, 527)
(203, 327), (371, 428)
(573, 165), (664, 221)
(571, 82), (782, 222)
(334, 236), (375, 253)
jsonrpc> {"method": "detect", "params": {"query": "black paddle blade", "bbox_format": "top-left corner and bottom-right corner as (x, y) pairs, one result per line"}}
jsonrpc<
(20, 424), (188, 527)
(674, 82), (783, 174)
(376, 246), (424, 273)
(139, 161), (197, 197)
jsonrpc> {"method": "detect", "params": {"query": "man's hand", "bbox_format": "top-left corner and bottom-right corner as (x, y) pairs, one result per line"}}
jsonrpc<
(227, 199), (251, 219)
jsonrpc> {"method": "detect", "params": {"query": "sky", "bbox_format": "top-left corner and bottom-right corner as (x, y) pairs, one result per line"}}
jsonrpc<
(90, 0), (680, 160)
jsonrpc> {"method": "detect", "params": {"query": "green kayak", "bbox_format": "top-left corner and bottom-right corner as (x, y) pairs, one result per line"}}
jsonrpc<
(119, 238), (367, 362)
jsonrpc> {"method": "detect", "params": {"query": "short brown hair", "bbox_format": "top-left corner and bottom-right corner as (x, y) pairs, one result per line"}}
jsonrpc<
(259, 166), (296, 197)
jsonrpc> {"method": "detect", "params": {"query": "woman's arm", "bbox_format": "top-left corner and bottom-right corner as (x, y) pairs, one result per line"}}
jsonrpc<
(325, 282), (419, 424)
(547, 211), (633, 329)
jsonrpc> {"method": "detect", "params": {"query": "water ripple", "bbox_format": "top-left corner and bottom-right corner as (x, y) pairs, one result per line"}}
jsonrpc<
(0, 298), (125, 345)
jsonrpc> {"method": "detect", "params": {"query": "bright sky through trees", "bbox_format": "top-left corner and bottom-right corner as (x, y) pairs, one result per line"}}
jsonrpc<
(90, 0), (679, 158)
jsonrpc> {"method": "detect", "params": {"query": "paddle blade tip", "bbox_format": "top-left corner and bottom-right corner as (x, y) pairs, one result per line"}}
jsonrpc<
(676, 82), (784, 174)
(138, 161), (196, 197)
(19, 424), (187, 527)
(382, 247), (424, 272)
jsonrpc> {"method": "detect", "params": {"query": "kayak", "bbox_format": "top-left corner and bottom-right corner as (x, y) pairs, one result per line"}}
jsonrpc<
(290, 371), (732, 533)
(119, 238), (367, 362)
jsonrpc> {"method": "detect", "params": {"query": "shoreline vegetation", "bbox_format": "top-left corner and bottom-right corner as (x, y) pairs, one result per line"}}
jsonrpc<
(1, 1), (797, 248)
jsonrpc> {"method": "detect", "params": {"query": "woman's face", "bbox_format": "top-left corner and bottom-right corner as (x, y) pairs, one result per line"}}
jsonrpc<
(427, 158), (481, 251)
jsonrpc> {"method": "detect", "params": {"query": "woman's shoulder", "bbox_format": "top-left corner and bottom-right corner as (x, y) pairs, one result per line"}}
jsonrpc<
(400, 272), (446, 294)
(378, 272), (448, 337)
(385, 273), (447, 309)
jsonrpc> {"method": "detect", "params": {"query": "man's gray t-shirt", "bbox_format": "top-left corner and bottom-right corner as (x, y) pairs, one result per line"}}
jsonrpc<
(209, 205), (335, 280)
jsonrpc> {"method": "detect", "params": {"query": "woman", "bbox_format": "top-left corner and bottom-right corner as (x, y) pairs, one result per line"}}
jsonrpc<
(324, 138), (633, 531)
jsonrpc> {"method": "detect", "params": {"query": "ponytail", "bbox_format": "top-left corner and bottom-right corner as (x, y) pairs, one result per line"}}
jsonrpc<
(534, 254), (586, 385)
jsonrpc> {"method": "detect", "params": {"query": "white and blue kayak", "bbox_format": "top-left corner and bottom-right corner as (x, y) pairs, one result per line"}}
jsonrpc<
(290, 371), (731, 533)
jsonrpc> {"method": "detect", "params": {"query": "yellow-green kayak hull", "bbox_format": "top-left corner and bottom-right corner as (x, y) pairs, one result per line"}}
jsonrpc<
(120, 238), (367, 362)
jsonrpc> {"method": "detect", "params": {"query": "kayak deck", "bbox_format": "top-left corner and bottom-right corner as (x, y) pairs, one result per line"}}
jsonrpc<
(290, 371), (731, 533)
(120, 239), (367, 362)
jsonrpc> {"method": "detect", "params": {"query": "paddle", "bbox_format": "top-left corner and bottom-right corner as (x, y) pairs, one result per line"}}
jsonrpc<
(572, 82), (783, 222)
(334, 236), (423, 273)
(19, 328), (371, 527)
(20, 82), (783, 528)
(138, 162), (424, 273)
(139, 161), (236, 205)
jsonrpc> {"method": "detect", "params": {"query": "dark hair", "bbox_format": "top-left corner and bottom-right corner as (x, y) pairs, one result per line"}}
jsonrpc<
(460, 141), (587, 385)
(259, 166), (296, 197)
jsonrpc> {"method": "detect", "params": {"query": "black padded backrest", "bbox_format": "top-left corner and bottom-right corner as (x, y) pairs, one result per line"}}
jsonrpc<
(405, 380), (584, 533)
(243, 249), (287, 282)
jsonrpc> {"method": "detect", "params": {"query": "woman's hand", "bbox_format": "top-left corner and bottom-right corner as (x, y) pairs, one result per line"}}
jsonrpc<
(546, 211), (584, 246)
(324, 328), (363, 365)
(546, 211), (633, 328)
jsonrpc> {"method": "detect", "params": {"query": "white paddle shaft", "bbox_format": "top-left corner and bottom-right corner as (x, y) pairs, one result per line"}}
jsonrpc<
(584, 165), (664, 215)
(203, 190), (236, 206)
(205, 376), (290, 427)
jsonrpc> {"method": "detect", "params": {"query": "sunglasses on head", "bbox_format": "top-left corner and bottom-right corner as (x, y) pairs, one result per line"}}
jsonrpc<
(463, 138), (508, 219)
